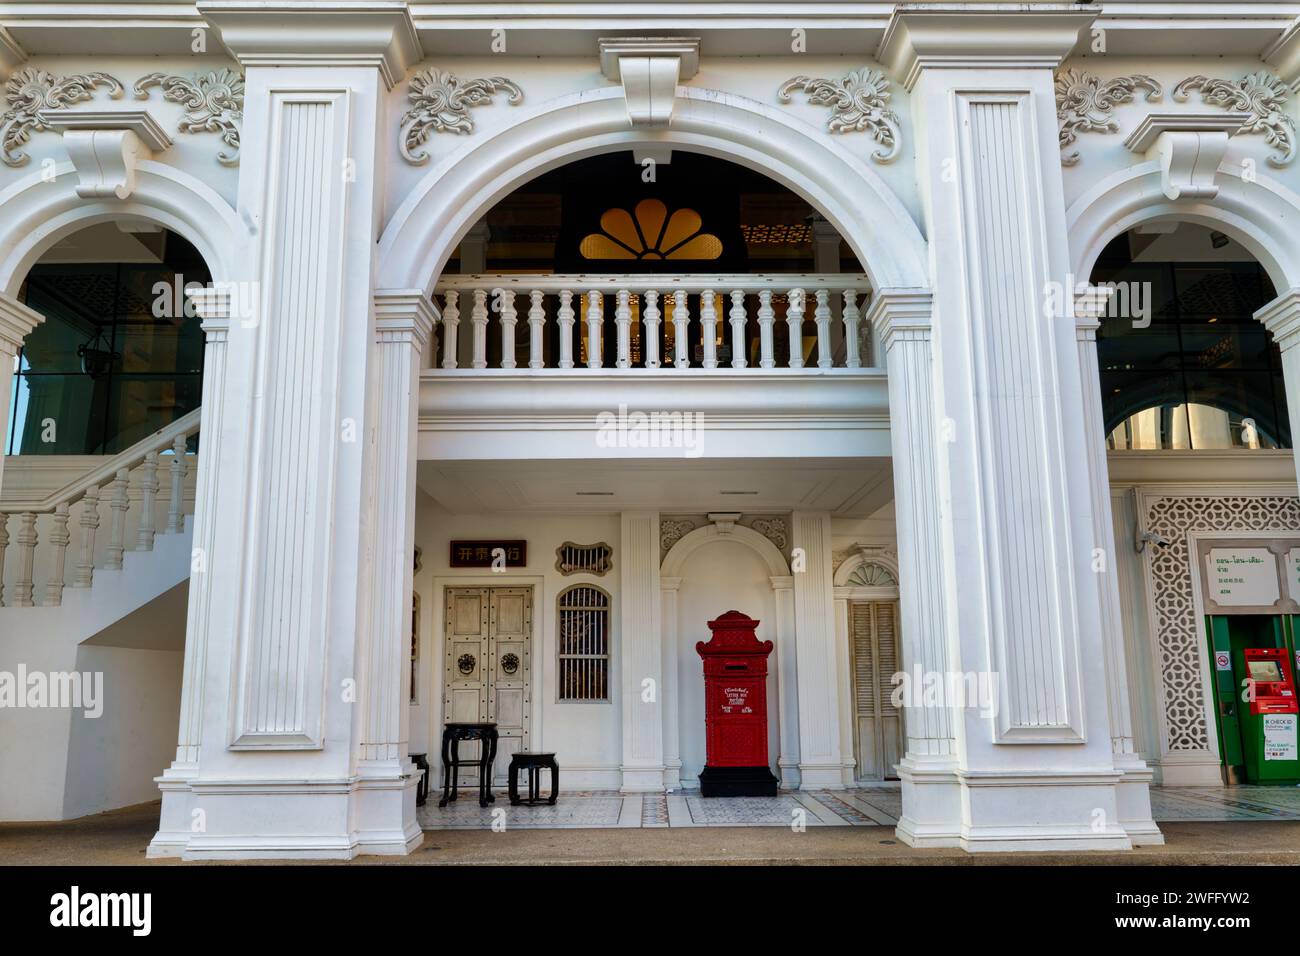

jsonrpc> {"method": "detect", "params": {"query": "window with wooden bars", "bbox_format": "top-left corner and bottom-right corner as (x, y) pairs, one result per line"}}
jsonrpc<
(557, 584), (611, 702)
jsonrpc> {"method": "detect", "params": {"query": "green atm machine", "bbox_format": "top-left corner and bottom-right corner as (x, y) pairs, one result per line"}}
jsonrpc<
(1206, 615), (1300, 784)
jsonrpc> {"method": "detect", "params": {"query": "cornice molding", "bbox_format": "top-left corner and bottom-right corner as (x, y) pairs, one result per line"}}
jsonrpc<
(877, 2), (1100, 91)
(1256, 287), (1300, 352)
(0, 291), (43, 354)
(864, 288), (933, 350)
(196, 1), (422, 90)
(374, 289), (437, 351)
(0, 26), (25, 80)
(1263, 18), (1300, 91)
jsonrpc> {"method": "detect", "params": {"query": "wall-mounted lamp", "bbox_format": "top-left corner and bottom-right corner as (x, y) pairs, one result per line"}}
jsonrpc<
(1134, 529), (1171, 553)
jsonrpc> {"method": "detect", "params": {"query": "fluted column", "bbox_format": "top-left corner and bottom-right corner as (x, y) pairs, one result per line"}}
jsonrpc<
(621, 511), (664, 790)
(0, 293), (43, 493)
(791, 512), (843, 789)
(1075, 303), (1162, 845)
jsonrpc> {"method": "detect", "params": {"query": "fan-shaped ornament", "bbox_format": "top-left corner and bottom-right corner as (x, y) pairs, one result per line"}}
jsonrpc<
(580, 198), (722, 260)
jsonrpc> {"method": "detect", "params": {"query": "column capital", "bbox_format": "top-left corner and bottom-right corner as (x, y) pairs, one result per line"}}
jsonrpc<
(865, 288), (932, 350)
(197, 1), (422, 90)
(0, 291), (42, 355)
(0, 26), (26, 80)
(1256, 287), (1300, 351)
(186, 285), (233, 338)
(374, 289), (437, 350)
(877, 2), (1099, 91)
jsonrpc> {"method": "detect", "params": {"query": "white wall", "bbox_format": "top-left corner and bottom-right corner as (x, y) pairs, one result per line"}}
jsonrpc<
(674, 538), (779, 786)
(412, 492), (623, 788)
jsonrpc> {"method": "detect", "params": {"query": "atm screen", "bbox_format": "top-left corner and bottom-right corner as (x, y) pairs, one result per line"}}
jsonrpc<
(1248, 661), (1283, 683)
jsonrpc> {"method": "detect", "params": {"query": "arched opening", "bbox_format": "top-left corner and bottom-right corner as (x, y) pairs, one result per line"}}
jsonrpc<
(1089, 222), (1288, 451)
(431, 150), (868, 371)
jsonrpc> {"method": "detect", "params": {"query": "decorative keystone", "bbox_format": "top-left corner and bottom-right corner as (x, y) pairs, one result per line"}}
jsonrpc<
(1124, 111), (1249, 200)
(38, 109), (172, 199)
(599, 37), (700, 128)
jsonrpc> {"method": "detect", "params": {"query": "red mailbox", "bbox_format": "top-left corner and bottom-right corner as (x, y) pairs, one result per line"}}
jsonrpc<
(696, 610), (779, 796)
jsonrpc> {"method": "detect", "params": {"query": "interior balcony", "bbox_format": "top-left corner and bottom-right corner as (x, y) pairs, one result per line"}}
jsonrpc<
(419, 272), (891, 464)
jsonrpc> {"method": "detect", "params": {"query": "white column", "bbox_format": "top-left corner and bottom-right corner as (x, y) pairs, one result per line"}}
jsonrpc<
(879, 4), (1129, 851)
(866, 291), (960, 845)
(791, 512), (843, 789)
(0, 293), (42, 492)
(353, 291), (435, 849)
(1076, 307), (1162, 845)
(833, 593), (856, 786)
(621, 511), (664, 790)
(149, 2), (422, 860)
(1257, 289), (1300, 492)
(770, 576), (800, 789)
(660, 575), (682, 789)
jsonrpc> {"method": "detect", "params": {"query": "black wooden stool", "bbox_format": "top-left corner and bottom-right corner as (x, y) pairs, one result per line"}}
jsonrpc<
(438, 722), (499, 808)
(410, 753), (431, 807)
(508, 752), (559, 806)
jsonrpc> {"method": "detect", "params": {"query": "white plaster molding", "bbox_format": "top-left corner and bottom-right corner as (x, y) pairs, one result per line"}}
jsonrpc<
(599, 36), (699, 128)
(660, 521), (788, 578)
(1173, 71), (1296, 168)
(399, 70), (523, 164)
(0, 289), (41, 355)
(1055, 69), (1162, 166)
(705, 511), (741, 533)
(0, 27), (25, 80)
(1263, 19), (1300, 92)
(373, 289), (437, 351)
(197, 0), (422, 90)
(877, 3), (1098, 91)
(134, 69), (244, 166)
(38, 109), (173, 200)
(1, 68), (124, 167)
(864, 288), (933, 351)
(777, 68), (900, 162)
(1123, 112), (1249, 201)
(1255, 288), (1300, 352)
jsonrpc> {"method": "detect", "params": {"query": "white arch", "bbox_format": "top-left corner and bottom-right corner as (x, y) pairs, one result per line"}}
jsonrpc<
(833, 549), (900, 588)
(0, 161), (243, 295)
(378, 86), (929, 295)
(1067, 160), (1300, 294)
(661, 522), (789, 578)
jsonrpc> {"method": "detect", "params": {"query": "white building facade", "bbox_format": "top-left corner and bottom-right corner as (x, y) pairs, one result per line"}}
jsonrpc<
(2, 0), (1300, 858)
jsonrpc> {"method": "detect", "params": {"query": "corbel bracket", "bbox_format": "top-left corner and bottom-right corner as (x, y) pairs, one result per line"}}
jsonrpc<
(38, 109), (172, 200)
(599, 37), (699, 128)
(1123, 111), (1249, 201)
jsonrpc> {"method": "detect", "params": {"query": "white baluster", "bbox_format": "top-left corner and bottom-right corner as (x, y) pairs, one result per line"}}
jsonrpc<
(13, 512), (37, 607)
(700, 290), (718, 369)
(496, 289), (517, 369)
(643, 291), (661, 369)
(0, 513), (8, 606)
(527, 290), (546, 369)
(586, 291), (603, 369)
(757, 290), (776, 369)
(470, 290), (489, 369)
(557, 291), (575, 369)
(105, 469), (129, 570)
(440, 290), (460, 369)
(137, 451), (159, 551)
(672, 290), (691, 369)
(615, 290), (633, 369)
(45, 503), (70, 607)
(73, 486), (99, 588)
(167, 435), (188, 533)
(729, 290), (747, 369)
(815, 289), (833, 369)
(842, 289), (862, 368)
(787, 288), (805, 369)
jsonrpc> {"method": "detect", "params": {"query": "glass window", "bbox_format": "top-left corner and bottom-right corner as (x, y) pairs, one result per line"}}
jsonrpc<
(1094, 235), (1288, 450)
(4, 231), (209, 455)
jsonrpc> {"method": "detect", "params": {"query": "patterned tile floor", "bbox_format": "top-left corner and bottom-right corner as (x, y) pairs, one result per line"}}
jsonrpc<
(419, 784), (1300, 830)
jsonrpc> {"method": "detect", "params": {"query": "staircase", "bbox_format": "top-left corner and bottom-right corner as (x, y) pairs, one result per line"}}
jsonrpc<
(0, 411), (199, 821)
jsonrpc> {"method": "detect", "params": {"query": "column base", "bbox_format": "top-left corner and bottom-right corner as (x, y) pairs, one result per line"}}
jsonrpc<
(797, 762), (847, 790)
(620, 766), (666, 792)
(954, 768), (1132, 853)
(895, 755), (963, 848)
(1114, 756), (1164, 846)
(148, 767), (422, 860)
(777, 758), (801, 791)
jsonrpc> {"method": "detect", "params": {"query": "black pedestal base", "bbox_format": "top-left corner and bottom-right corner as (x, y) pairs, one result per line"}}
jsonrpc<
(698, 765), (779, 797)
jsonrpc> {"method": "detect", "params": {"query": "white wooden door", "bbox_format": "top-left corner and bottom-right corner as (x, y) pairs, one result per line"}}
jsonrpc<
(850, 600), (904, 780)
(444, 586), (533, 786)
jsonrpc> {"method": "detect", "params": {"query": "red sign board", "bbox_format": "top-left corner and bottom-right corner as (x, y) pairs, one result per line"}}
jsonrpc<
(696, 610), (778, 795)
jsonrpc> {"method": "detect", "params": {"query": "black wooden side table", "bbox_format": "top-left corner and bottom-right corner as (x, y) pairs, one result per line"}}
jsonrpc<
(438, 722), (499, 808)
(410, 753), (431, 807)
(508, 752), (559, 806)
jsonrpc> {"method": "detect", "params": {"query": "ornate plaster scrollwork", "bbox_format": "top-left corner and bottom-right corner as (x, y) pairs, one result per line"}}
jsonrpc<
(134, 68), (244, 166)
(1, 68), (123, 167)
(747, 517), (788, 552)
(400, 69), (522, 164)
(1055, 69), (1162, 166)
(777, 68), (900, 163)
(1173, 71), (1296, 167)
(659, 518), (697, 555)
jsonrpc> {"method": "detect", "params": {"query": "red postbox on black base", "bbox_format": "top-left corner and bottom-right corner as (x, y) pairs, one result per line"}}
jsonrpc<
(696, 610), (779, 797)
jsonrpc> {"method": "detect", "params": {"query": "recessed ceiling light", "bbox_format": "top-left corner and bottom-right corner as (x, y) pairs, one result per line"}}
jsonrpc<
(576, 491), (614, 496)
(720, 490), (759, 495)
